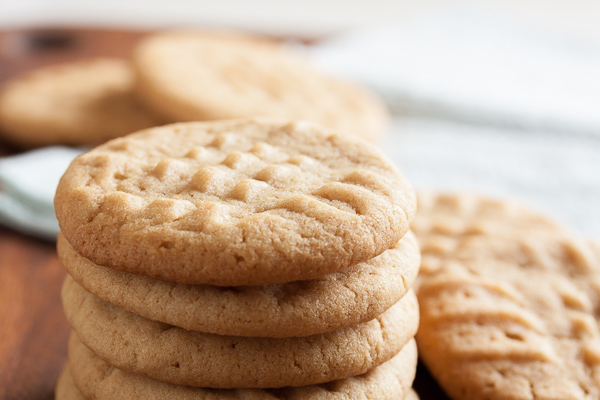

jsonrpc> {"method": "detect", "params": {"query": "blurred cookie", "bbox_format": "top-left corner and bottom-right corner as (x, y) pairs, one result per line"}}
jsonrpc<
(416, 231), (600, 399)
(412, 192), (567, 277)
(62, 277), (419, 389)
(55, 119), (416, 286)
(0, 58), (162, 147)
(68, 333), (418, 400)
(132, 30), (389, 141)
(58, 230), (419, 337)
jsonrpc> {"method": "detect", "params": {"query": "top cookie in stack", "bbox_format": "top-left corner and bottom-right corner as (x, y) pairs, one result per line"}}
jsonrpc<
(54, 118), (421, 399)
(55, 118), (414, 286)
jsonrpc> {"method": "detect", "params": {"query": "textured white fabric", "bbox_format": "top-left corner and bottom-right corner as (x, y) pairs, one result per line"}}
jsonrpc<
(0, 147), (83, 239)
(382, 117), (600, 239)
(310, 11), (600, 135)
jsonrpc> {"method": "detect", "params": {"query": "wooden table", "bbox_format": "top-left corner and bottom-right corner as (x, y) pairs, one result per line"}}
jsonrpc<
(0, 27), (151, 400)
(0, 27), (449, 400)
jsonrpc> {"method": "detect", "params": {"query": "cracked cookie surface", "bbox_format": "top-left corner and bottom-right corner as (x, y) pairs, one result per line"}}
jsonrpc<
(55, 118), (416, 285)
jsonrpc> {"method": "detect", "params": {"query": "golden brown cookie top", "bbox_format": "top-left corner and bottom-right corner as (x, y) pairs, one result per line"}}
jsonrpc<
(55, 118), (415, 285)
(132, 30), (389, 141)
(0, 58), (162, 147)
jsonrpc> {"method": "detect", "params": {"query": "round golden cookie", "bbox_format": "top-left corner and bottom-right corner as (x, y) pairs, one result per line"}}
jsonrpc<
(55, 119), (416, 286)
(62, 277), (419, 389)
(58, 230), (420, 338)
(413, 192), (567, 277)
(132, 30), (389, 141)
(0, 58), (162, 147)
(417, 233), (600, 400)
(68, 333), (418, 400)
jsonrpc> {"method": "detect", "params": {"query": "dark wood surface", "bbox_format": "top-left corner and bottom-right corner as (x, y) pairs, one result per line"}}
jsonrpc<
(0, 27), (152, 400)
(0, 27), (449, 400)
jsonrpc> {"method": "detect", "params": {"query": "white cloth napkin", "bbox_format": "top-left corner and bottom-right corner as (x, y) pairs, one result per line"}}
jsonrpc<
(0, 147), (83, 240)
(310, 11), (600, 135)
(380, 117), (600, 239)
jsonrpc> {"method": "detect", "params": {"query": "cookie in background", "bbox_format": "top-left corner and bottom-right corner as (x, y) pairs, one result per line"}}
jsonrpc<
(0, 58), (163, 148)
(132, 30), (389, 142)
(413, 192), (600, 400)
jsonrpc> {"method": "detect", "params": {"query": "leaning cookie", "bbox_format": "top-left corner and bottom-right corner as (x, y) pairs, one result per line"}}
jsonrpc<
(58, 231), (419, 337)
(68, 334), (418, 400)
(62, 277), (419, 389)
(0, 58), (162, 147)
(132, 30), (389, 141)
(416, 233), (600, 400)
(55, 119), (416, 286)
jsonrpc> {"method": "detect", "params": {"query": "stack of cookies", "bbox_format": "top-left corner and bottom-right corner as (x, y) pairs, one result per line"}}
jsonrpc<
(53, 118), (421, 399)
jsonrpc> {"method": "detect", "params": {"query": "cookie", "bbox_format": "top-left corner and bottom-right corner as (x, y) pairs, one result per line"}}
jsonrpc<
(55, 119), (416, 286)
(0, 58), (162, 147)
(413, 192), (567, 277)
(416, 233), (600, 399)
(132, 30), (389, 141)
(62, 276), (419, 389)
(56, 365), (85, 400)
(68, 333), (418, 400)
(58, 230), (420, 337)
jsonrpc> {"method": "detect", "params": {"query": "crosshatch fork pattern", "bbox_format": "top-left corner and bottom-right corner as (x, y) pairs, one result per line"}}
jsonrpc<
(413, 194), (600, 399)
(55, 119), (416, 286)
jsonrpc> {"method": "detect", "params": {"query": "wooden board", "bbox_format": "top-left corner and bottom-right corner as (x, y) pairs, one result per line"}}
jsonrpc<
(0, 27), (449, 400)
